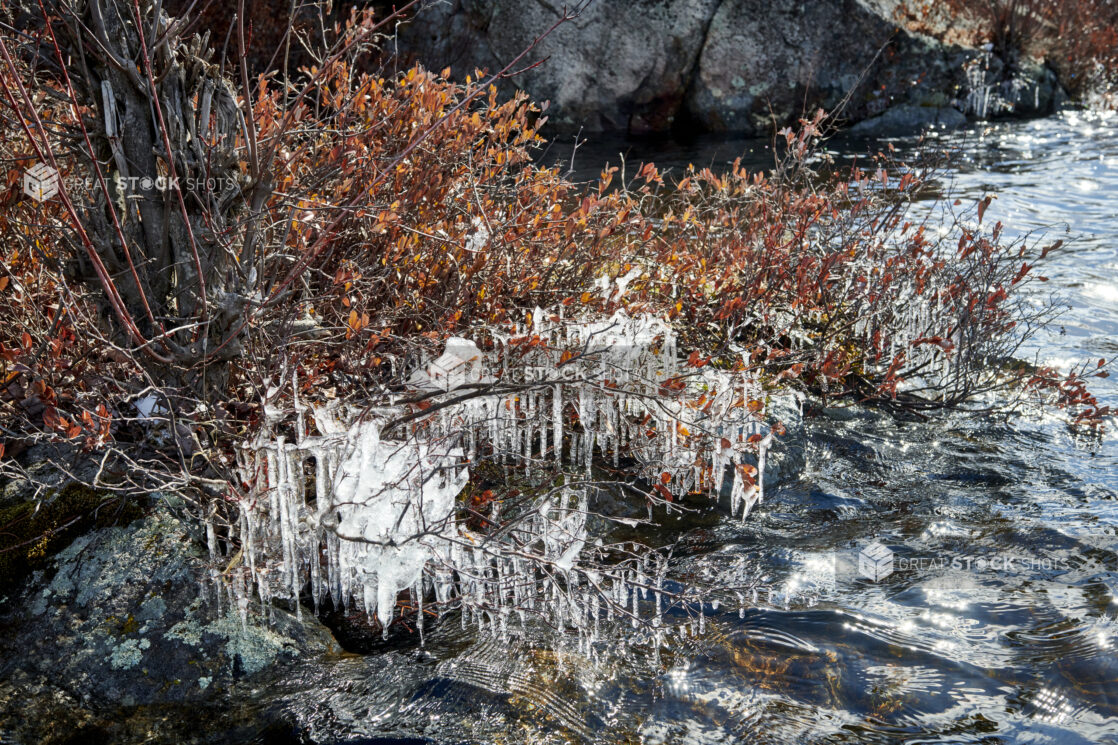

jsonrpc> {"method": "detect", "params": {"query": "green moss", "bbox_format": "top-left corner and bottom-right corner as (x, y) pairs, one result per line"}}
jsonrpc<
(0, 482), (145, 592)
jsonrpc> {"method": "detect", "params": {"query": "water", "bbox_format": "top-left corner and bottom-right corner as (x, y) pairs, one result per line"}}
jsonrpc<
(243, 112), (1118, 744)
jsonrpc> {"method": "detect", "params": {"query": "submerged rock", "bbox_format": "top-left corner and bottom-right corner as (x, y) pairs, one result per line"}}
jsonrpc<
(0, 503), (336, 744)
(849, 102), (967, 136)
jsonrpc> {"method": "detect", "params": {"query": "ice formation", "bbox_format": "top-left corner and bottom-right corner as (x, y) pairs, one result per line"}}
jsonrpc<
(223, 310), (773, 638)
(961, 47), (1029, 119)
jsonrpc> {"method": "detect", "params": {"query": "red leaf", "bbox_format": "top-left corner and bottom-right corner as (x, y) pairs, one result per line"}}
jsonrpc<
(977, 195), (994, 223)
(42, 405), (60, 430)
(1039, 240), (1063, 260)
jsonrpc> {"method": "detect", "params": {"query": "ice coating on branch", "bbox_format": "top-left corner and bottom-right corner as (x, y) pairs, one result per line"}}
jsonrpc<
(329, 418), (468, 627)
(232, 407), (469, 629)
(409, 337), (487, 391)
(228, 310), (773, 637)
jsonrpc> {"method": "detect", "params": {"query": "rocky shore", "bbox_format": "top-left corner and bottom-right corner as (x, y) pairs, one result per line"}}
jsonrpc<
(391, 0), (1067, 136)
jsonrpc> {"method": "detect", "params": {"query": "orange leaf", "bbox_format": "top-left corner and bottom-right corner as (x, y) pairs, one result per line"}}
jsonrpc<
(687, 350), (708, 368)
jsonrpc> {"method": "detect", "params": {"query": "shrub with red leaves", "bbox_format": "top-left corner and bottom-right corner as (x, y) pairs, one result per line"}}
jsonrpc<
(0, 0), (1108, 521)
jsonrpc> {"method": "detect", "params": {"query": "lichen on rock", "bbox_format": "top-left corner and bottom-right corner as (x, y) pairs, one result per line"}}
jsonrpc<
(0, 501), (336, 744)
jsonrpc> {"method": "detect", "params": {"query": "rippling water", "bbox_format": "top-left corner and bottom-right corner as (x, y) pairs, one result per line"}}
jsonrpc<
(245, 113), (1118, 744)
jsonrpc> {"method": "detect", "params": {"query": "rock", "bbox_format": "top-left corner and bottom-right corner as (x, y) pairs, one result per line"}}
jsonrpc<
(849, 102), (967, 136)
(0, 481), (145, 592)
(684, 0), (903, 134)
(0, 504), (337, 744)
(391, 0), (975, 135)
(1004, 59), (1064, 116)
(394, 0), (722, 133)
(0, 442), (98, 510)
(391, 0), (1071, 136)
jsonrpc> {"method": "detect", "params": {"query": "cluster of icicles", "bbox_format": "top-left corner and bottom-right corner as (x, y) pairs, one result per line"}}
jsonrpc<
(217, 310), (772, 639)
(962, 46), (1033, 118)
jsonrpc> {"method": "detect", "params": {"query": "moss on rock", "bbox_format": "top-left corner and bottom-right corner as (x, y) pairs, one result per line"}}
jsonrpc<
(0, 482), (144, 592)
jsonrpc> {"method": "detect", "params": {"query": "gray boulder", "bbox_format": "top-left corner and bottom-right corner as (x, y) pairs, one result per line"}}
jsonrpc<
(684, 0), (905, 133)
(0, 505), (336, 744)
(392, 0), (1066, 136)
(394, 0), (723, 133)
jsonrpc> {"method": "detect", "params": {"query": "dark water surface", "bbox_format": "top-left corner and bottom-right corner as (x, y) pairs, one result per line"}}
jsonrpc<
(256, 113), (1118, 744)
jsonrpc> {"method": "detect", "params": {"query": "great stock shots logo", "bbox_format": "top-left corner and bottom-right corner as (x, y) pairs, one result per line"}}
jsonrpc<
(22, 162), (60, 202)
(21, 163), (235, 202)
(858, 541), (894, 582)
(785, 539), (1073, 601)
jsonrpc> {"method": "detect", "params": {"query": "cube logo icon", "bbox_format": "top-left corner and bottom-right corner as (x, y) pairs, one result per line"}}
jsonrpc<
(23, 162), (60, 202)
(858, 541), (893, 581)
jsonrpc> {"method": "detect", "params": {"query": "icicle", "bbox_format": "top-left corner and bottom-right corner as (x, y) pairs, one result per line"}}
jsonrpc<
(416, 584), (425, 646)
(205, 516), (217, 561)
(552, 385), (563, 463)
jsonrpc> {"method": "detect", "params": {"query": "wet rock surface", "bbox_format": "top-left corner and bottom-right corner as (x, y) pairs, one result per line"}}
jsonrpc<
(0, 503), (336, 744)
(849, 102), (968, 136)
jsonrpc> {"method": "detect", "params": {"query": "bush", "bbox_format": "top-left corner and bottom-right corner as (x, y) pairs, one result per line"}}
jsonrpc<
(897, 0), (1118, 99)
(0, 0), (1108, 631)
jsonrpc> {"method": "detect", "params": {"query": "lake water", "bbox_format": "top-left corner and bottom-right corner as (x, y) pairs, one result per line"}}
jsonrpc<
(245, 111), (1118, 744)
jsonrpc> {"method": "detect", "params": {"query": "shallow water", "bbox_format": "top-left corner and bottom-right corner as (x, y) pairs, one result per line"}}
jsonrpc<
(249, 112), (1118, 744)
